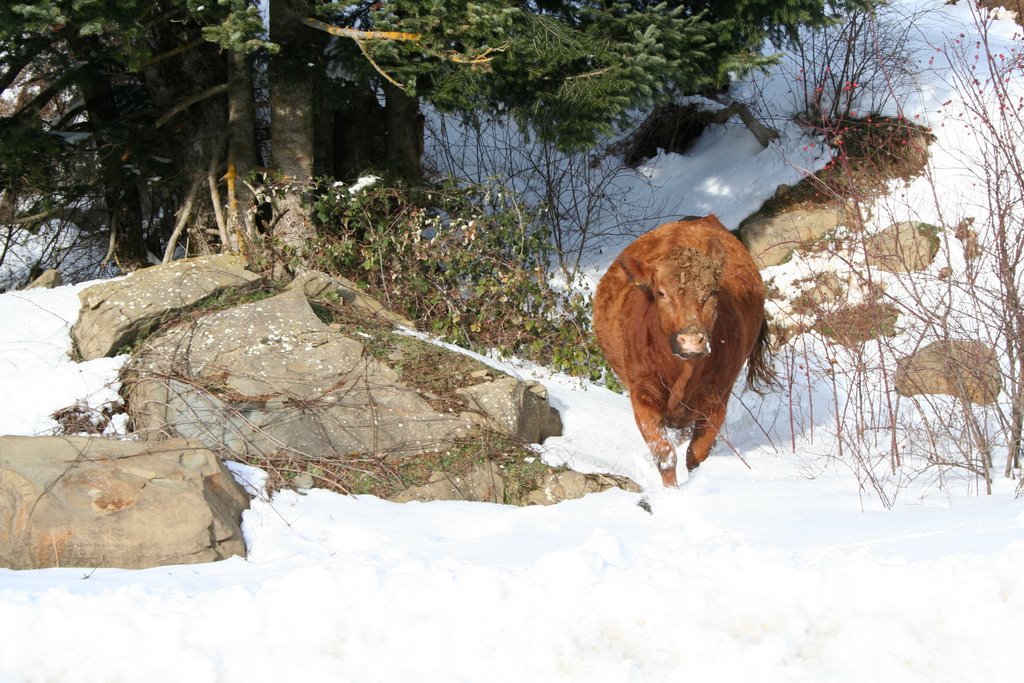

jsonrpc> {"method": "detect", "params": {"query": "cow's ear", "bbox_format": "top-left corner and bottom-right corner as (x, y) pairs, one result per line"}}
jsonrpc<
(617, 255), (653, 291)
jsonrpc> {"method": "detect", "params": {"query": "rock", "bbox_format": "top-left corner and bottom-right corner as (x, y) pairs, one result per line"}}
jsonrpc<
(740, 206), (847, 269)
(864, 221), (940, 273)
(288, 270), (413, 327)
(68, 255), (570, 501)
(389, 461), (505, 503)
(290, 472), (315, 490)
(72, 254), (260, 360)
(0, 435), (248, 569)
(388, 461), (641, 505)
(26, 269), (62, 289)
(456, 376), (563, 444)
(895, 340), (1001, 405)
(523, 470), (642, 506)
(124, 288), (484, 459)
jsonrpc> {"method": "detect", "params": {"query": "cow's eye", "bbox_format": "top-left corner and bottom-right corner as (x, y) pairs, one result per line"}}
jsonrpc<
(656, 290), (668, 300)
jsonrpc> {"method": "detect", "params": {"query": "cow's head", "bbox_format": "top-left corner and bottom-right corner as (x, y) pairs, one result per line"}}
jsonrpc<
(617, 242), (726, 359)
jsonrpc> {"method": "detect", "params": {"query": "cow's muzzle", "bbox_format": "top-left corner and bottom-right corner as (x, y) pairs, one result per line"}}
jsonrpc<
(670, 326), (710, 359)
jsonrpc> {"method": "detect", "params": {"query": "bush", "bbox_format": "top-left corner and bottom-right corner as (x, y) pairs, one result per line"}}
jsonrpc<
(305, 177), (615, 385)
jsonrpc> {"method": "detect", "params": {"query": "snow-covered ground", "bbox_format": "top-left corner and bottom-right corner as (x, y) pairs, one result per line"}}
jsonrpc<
(2, 2), (1023, 681)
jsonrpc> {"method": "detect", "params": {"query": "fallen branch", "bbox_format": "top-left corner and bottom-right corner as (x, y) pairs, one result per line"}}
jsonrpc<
(710, 96), (780, 148)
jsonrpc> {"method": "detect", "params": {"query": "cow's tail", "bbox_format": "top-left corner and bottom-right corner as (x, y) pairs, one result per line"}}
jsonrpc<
(745, 318), (777, 394)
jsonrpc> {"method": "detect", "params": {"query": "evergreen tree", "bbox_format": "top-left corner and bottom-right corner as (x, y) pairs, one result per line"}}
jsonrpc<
(0, 0), (842, 279)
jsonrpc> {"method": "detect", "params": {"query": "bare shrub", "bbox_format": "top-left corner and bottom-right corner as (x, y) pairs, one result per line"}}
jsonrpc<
(423, 110), (671, 276)
(917, 5), (1024, 486)
(790, 1), (924, 124)
(767, 4), (1024, 501)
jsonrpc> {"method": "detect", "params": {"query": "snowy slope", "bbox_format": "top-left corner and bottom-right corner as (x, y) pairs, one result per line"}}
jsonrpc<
(2, 2), (1024, 681)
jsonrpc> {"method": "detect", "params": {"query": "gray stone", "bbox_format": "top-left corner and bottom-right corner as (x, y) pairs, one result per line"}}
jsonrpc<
(864, 221), (940, 273)
(523, 470), (642, 506)
(72, 254), (261, 360)
(801, 271), (845, 308)
(68, 256), (570, 501)
(288, 270), (414, 327)
(389, 461), (505, 503)
(26, 269), (62, 289)
(740, 206), (847, 269)
(456, 376), (563, 444)
(895, 340), (1001, 405)
(290, 473), (315, 490)
(387, 462), (640, 505)
(0, 436), (248, 569)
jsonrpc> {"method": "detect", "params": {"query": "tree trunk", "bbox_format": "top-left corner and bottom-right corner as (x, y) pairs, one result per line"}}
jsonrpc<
(227, 48), (259, 251)
(142, 21), (228, 258)
(269, 0), (317, 264)
(382, 80), (424, 181)
(332, 81), (386, 182)
(75, 40), (148, 269)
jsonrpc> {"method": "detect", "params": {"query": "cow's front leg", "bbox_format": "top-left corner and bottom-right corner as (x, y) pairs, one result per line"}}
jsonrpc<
(629, 391), (679, 486)
(685, 401), (725, 471)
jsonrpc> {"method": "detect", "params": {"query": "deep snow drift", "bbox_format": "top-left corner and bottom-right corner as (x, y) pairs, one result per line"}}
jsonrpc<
(2, 2), (1024, 681)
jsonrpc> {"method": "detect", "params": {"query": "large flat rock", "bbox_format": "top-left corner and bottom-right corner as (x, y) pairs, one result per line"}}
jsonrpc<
(125, 288), (484, 459)
(72, 254), (260, 360)
(0, 436), (249, 569)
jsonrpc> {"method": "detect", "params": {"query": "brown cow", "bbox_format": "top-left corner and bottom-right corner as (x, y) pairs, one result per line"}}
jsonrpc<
(593, 215), (773, 486)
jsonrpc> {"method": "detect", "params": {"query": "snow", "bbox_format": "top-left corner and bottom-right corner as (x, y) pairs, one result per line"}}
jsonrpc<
(3, 2), (1024, 681)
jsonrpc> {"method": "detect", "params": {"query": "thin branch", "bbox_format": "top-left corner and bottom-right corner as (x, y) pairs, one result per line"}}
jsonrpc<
(0, 209), (54, 226)
(297, 16), (421, 42)
(211, 165), (228, 249)
(100, 213), (118, 270)
(154, 83), (229, 128)
(163, 175), (204, 263)
(544, 66), (611, 81)
(353, 39), (406, 88)
(138, 38), (207, 69)
(443, 43), (508, 65)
